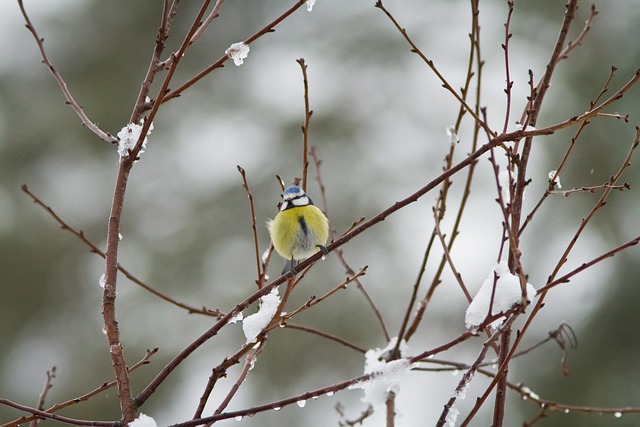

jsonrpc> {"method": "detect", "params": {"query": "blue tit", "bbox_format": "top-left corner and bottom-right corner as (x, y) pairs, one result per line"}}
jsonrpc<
(267, 185), (329, 275)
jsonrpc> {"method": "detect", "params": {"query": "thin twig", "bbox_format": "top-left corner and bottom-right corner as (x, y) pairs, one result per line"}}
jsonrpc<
(432, 206), (472, 302)
(129, 0), (180, 122)
(463, 127), (640, 426)
(297, 58), (312, 191)
(237, 166), (266, 288)
(0, 400), (115, 427)
(28, 367), (56, 427)
(162, 0), (308, 103)
(549, 183), (630, 197)
(283, 267), (368, 320)
(519, 66), (619, 235)
(375, 0), (494, 138)
(402, 0), (483, 343)
(419, 357), (640, 419)
(501, 2), (515, 134)
(212, 341), (266, 419)
(537, 235), (640, 294)
(511, 0), (580, 234)
(189, 0), (226, 47)
(2, 349), (157, 427)
(437, 316), (516, 427)
(310, 147), (390, 341)
(285, 323), (367, 353)
(21, 185), (221, 317)
(17, 0), (116, 143)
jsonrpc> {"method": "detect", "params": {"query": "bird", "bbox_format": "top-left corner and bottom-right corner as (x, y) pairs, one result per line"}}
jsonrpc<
(267, 185), (329, 275)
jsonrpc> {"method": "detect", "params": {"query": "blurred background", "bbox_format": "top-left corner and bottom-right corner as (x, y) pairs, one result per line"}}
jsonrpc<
(1, 0), (639, 425)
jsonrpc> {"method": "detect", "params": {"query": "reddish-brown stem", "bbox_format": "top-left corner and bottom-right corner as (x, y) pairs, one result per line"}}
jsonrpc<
(237, 166), (265, 288)
(297, 58), (311, 191)
(162, 1), (307, 104)
(17, 0), (116, 143)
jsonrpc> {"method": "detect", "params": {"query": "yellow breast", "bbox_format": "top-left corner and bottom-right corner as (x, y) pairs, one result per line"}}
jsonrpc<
(268, 205), (329, 261)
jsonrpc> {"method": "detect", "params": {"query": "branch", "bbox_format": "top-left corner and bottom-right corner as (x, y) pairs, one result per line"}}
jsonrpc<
(162, 0), (307, 103)
(20, 185), (221, 317)
(375, 0), (494, 138)
(237, 166), (266, 288)
(297, 58), (312, 191)
(0, 400), (116, 427)
(310, 147), (390, 341)
(3, 349), (157, 427)
(511, 0), (579, 234)
(537, 235), (640, 294)
(29, 367), (56, 427)
(17, 0), (116, 143)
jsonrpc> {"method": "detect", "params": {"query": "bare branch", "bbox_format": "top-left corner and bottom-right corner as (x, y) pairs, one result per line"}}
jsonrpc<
(17, 0), (117, 143)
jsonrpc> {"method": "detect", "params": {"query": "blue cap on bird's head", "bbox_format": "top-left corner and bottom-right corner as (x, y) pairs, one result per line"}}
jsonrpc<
(279, 185), (314, 211)
(283, 185), (305, 200)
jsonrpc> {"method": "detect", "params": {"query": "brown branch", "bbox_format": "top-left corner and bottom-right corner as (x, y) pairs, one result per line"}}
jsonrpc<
(0, 400), (116, 427)
(511, 0), (579, 234)
(20, 185), (221, 317)
(129, 0), (181, 122)
(17, 0), (116, 143)
(436, 316), (516, 427)
(537, 235), (640, 294)
(375, 0), (494, 138)
(519, 66), (621, 236)
(501, 2), (515, 134)
(285, 323), (366, 353)
(211, 341), (266, 419)
(2, 349), (157, 427)
(237, 166), (266, 288)
(135, 110), (621, 409)
(432, 206), (472, 302)
(162, 0), (307, 104)
(283, 267), (368, 320)
(403, 0), (483, 344)
(97, 1), (223, 419)
(102, 162), (137, 423)
(549, 182), (630, 197)
(171, 309), (517, 426)
(310, 147), (390, 341)
(28, 367), (56, 427)
(463, 127), (640, 426)
(189, 0), (226, 47)
(297, 58), (312, 191)
(557, 4), (599, 60)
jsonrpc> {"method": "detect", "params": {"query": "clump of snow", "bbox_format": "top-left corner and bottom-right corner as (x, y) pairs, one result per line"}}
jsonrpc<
(514, 122), (537, 132)
(454, 372), (473, 399)
(98, 273), (106, 289)
(306, 0), (316, 12)
(225, 42), (250, 66)
(465, 261), (536, 330)
(349, 337), (413, 408)
(520, 385), (540, 400)
(117, 121), (152, 159)
(445, 405), (460, 427)
(229, 311), (244, 324)
(242, 287), (280, 343)
(548, 170), (562, 189)
(498, 169), (512, 204)
(446, 126), (459, 145)
(129, 414), (157, 427)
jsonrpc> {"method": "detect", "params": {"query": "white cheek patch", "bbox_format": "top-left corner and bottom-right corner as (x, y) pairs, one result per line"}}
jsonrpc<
(291, 196), (309, 207)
